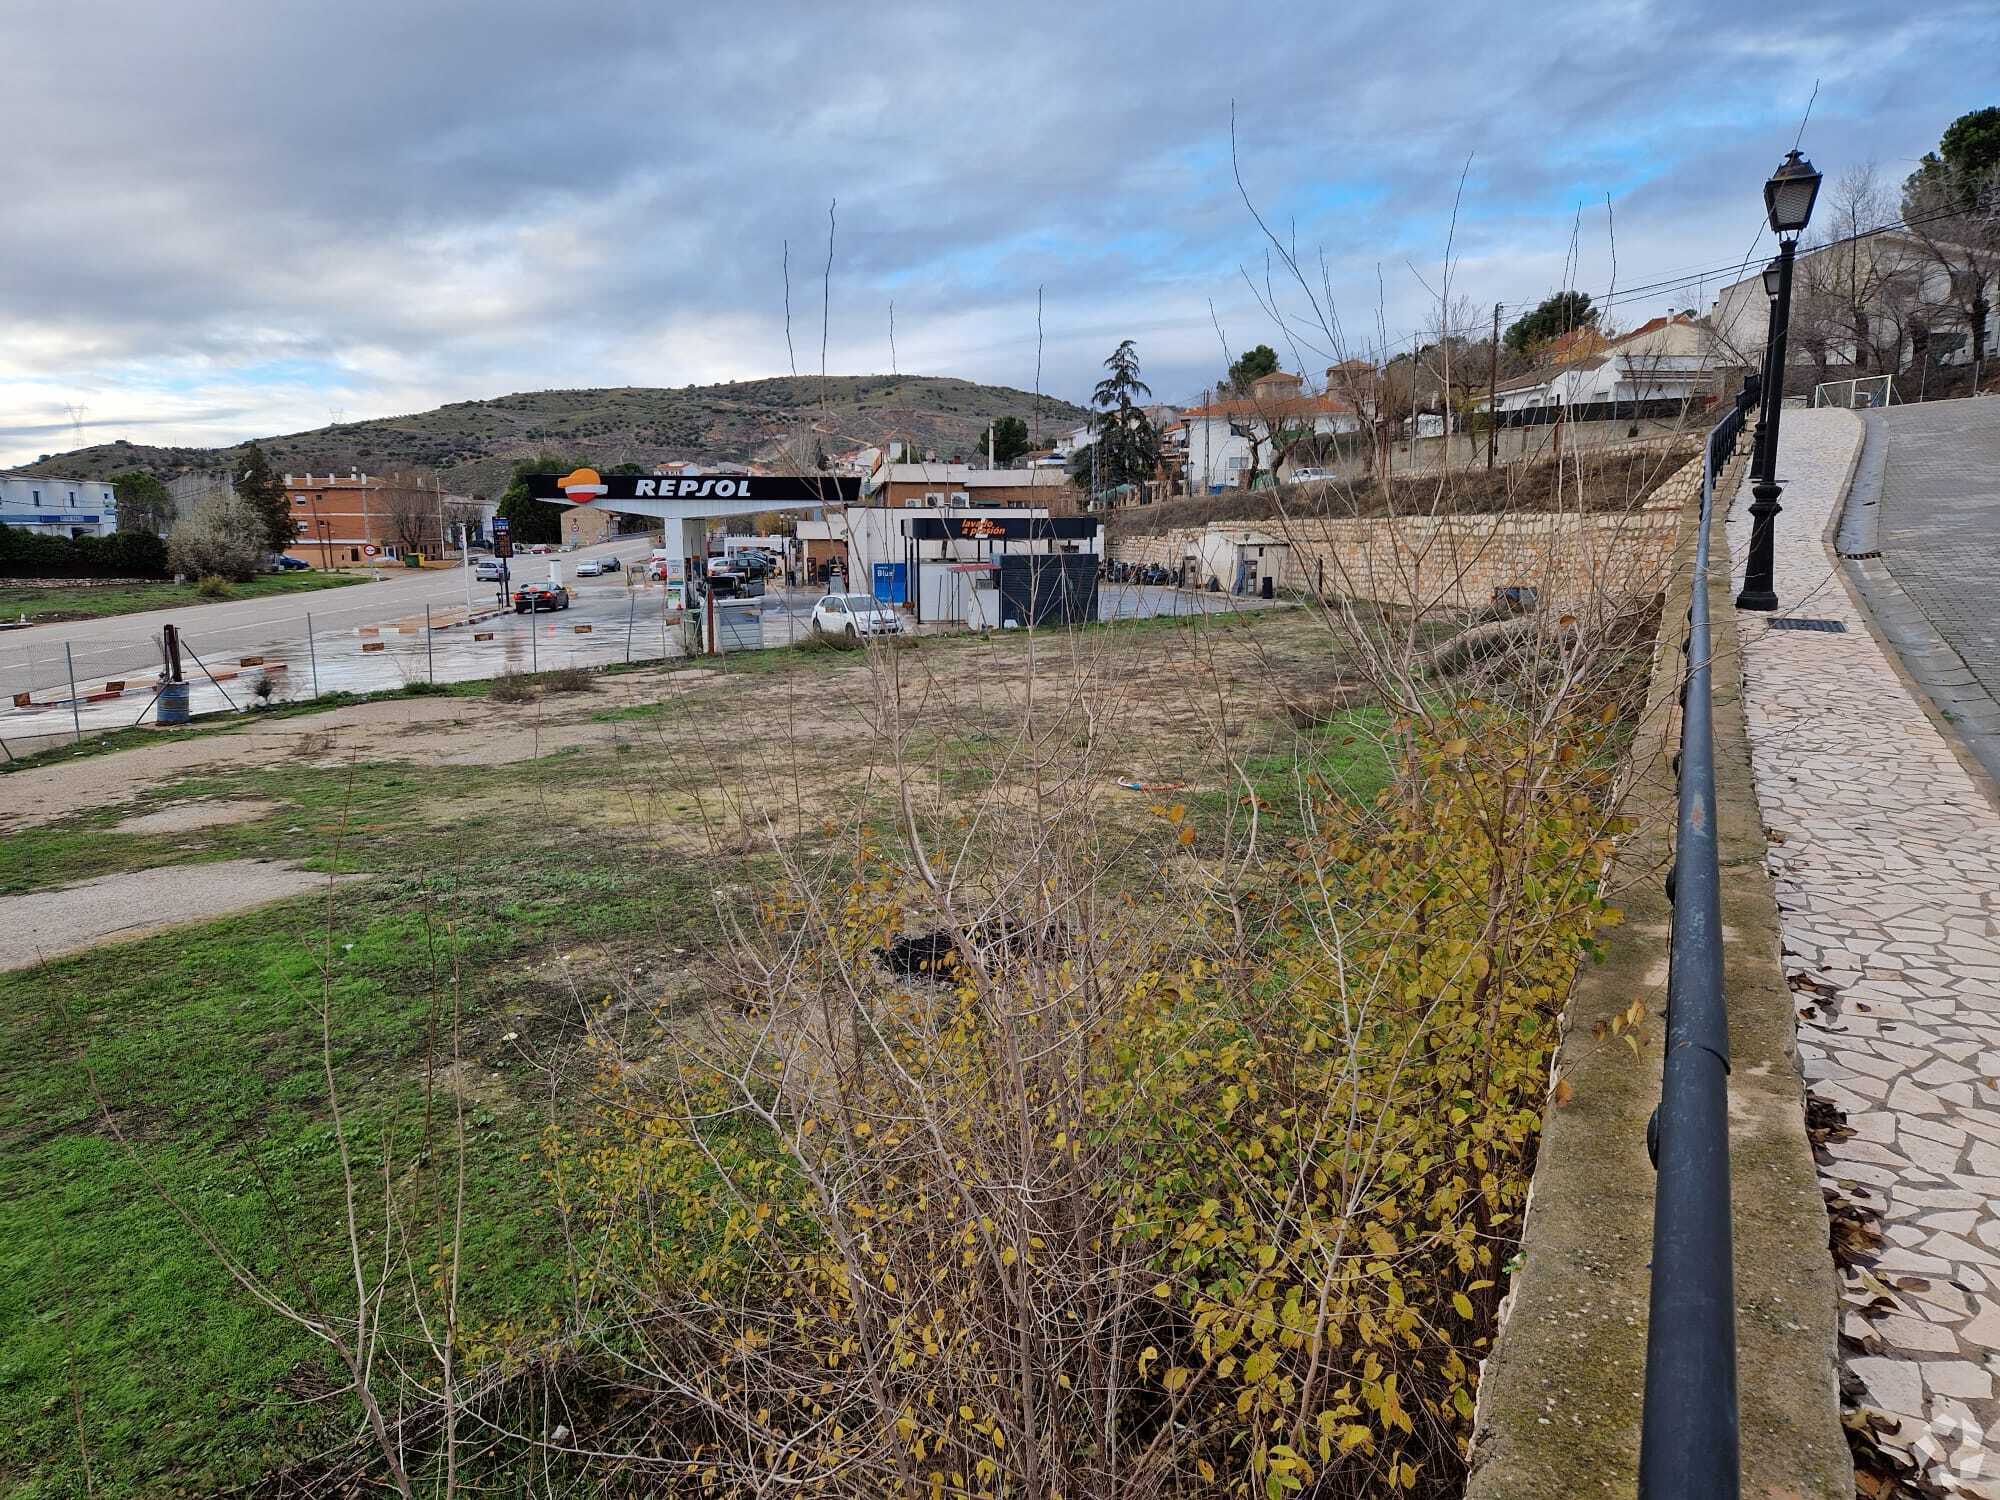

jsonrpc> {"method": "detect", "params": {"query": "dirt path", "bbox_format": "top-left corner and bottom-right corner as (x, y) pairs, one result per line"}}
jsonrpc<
(0, 859), (358, 971)
(0, 668), (724, 831)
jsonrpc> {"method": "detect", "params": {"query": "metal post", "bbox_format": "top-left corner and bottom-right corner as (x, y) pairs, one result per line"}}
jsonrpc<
(1488, 301), (1501, 470)
(64, 641), (82, 744)
(425, 604), (435, 683)
(625, 589), (635, 664)
(307, 611), (320, 697)
(1752, 291), (1781, 481)
(1737, 238), (1797, 612)
(531, 613), (538, 673)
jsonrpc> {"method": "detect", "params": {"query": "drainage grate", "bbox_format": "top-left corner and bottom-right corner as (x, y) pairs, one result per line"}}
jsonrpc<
(1768, 617), (1847, 633)
(1838, 549), (1883, 560)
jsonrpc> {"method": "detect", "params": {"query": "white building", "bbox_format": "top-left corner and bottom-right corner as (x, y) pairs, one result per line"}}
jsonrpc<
(860, 462), (1075, 508)
(1183, 372), (1361, 492)
(798, 503), (1100, 628)
(1479, 315), (1717, 413)
(1708, 234), (1998, 382)
(0, 473), (119, 537)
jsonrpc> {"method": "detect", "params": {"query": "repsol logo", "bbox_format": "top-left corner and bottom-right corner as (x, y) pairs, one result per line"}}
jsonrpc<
(634, 478), (752, 498)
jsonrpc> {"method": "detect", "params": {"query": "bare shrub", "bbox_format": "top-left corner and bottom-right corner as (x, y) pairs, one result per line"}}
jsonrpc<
(539, 665), (596, 693)
(488, 673), (538, 704)
(167, 492), (268, 582)
(531, 590), (1646, 1497)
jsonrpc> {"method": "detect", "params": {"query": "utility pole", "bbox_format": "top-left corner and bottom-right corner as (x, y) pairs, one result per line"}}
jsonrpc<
(1488, 302), (1501, 470)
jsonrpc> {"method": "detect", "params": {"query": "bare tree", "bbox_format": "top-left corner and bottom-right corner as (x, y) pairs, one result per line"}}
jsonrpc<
(1901, 161), (2000, 393)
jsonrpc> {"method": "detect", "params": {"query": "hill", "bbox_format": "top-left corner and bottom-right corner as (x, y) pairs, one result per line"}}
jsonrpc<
(15, 376), (1089, 498)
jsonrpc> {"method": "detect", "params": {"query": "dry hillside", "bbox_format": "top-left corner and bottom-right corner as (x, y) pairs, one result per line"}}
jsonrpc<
(19, 376), (1088, 498)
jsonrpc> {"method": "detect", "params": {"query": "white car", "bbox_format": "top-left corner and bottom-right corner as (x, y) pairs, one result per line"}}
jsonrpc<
(811, 593), (904, 640)
(574, 558), (609, 577)
(474, 559), (506, 581)
(1289, 466), (1337, 484)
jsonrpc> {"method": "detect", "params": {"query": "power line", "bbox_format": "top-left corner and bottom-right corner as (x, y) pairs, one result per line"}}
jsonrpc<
(1276, 199), (1978, 372)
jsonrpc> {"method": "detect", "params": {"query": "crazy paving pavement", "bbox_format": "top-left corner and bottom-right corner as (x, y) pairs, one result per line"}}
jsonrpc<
(1730, 402), (2000, 1492)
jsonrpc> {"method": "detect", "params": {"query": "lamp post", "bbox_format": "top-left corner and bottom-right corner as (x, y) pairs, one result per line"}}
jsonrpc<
(1750, 258), (1783, 480)
(1737, 148), (1822, 612)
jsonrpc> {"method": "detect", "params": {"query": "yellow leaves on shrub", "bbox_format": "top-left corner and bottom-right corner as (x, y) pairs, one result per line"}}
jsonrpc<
(542, 702), (1628, 1495)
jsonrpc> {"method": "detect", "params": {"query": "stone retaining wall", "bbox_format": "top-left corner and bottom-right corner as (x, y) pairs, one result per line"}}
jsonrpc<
(1109, 448), (1707, 612)
(1464, 426), (1848, 1498)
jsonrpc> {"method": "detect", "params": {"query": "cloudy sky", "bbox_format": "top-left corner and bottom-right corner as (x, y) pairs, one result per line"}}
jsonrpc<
(2, 0), (1994, 465)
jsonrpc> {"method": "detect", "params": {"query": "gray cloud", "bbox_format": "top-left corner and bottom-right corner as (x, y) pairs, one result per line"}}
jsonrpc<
(3, 0), (1995, 461)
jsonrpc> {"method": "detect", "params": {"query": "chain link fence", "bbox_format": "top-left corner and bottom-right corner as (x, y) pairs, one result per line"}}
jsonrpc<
(1, 578), (824, 760)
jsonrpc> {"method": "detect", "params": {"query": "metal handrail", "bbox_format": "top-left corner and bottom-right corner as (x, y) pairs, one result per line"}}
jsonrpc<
(1637, 382), (1756, 1499)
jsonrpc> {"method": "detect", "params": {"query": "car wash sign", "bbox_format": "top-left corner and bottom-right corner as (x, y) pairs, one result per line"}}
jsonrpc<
(525, 468), (862, 508)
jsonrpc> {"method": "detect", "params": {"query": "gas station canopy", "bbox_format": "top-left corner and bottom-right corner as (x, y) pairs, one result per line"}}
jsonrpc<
(526, 470), (860, 522)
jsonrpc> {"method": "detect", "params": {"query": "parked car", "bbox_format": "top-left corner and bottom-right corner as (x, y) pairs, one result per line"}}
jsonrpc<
(811, 593), (904, 639)
(1288, 466), (1336, 484)
(270, 555), (311, 571)
(474, 559), (506, 582)
(528, 543), (554, 555)
(512, 582), (571, 613)
(721, 549), (774, 577)
(574, 558), (609, 577)
(598, 554), (621, 571)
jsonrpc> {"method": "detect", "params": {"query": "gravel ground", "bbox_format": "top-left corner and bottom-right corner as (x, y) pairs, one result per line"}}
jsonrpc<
(113, 798), (281, 834)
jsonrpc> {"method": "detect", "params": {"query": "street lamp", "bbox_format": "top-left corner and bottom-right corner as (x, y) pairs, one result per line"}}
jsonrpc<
(1750, 258), (1783, 476)
(1738, 149), (1822, 612)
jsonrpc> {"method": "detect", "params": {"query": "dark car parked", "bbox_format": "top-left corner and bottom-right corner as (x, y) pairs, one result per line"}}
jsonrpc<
(512, 582), (571, 613)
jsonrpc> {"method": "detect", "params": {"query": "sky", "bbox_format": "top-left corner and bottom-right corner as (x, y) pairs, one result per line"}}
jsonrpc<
(2, 0), (1996, 466)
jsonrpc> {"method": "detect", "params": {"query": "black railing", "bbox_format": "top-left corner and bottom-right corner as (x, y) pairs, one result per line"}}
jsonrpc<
(1637, 378), (1757, 1499)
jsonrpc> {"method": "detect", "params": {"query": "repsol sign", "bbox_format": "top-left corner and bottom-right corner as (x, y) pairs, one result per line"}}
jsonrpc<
(525, 470), (862, 506)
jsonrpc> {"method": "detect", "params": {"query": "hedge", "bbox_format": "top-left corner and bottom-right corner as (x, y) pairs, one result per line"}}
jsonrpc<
(0, 523), (170, 580)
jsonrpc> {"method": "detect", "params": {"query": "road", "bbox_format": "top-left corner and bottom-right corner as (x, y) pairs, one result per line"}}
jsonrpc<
(0, 535), (658, 706)
(0, 545), (1281, 756)
(1876, 399), (2000, 715)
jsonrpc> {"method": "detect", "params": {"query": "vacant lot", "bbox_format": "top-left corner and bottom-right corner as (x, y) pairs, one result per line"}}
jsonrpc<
(1, 606), (1381, 1496)
(0, 571), (361, 625)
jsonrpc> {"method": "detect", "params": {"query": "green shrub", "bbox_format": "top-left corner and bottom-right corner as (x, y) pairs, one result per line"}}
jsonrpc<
(0, 520), (170, 580)
(195, 575), (235, 599)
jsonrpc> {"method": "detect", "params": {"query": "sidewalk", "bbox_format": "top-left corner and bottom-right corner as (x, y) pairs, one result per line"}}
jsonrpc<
(1730, 406), (2000, 1490)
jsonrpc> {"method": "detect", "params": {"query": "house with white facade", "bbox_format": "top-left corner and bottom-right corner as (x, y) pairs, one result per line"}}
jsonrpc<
(1478, 315), (1717, 413)
(1707, 232), (1998, 387)
(1182, 371), (1361, 491)
(0, 473), (119, 537)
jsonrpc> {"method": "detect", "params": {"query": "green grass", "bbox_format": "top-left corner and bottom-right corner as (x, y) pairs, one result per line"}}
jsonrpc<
(0, 603), (1351, 1494)
(0, 572), (363, 625)
(1219, 706), (1396, 835)
(0, 758), (737, 1497)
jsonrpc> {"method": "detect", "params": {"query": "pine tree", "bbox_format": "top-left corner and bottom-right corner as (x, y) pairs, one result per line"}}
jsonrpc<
(234, 444), (292, 553)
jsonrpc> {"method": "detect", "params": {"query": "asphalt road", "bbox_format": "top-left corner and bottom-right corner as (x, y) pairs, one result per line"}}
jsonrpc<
(0, 534), (659, 704)
(0, 549), (1283, 756)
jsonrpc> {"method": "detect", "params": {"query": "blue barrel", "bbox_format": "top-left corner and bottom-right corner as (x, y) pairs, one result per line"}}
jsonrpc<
(158, 681), (191, 725)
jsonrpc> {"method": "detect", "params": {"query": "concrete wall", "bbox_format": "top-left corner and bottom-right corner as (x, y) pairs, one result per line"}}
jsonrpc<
(1465, 425), (1848, 1499)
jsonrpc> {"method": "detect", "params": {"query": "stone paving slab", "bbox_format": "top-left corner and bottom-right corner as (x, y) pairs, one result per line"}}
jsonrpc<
(1731, 405), (2000, 1492)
